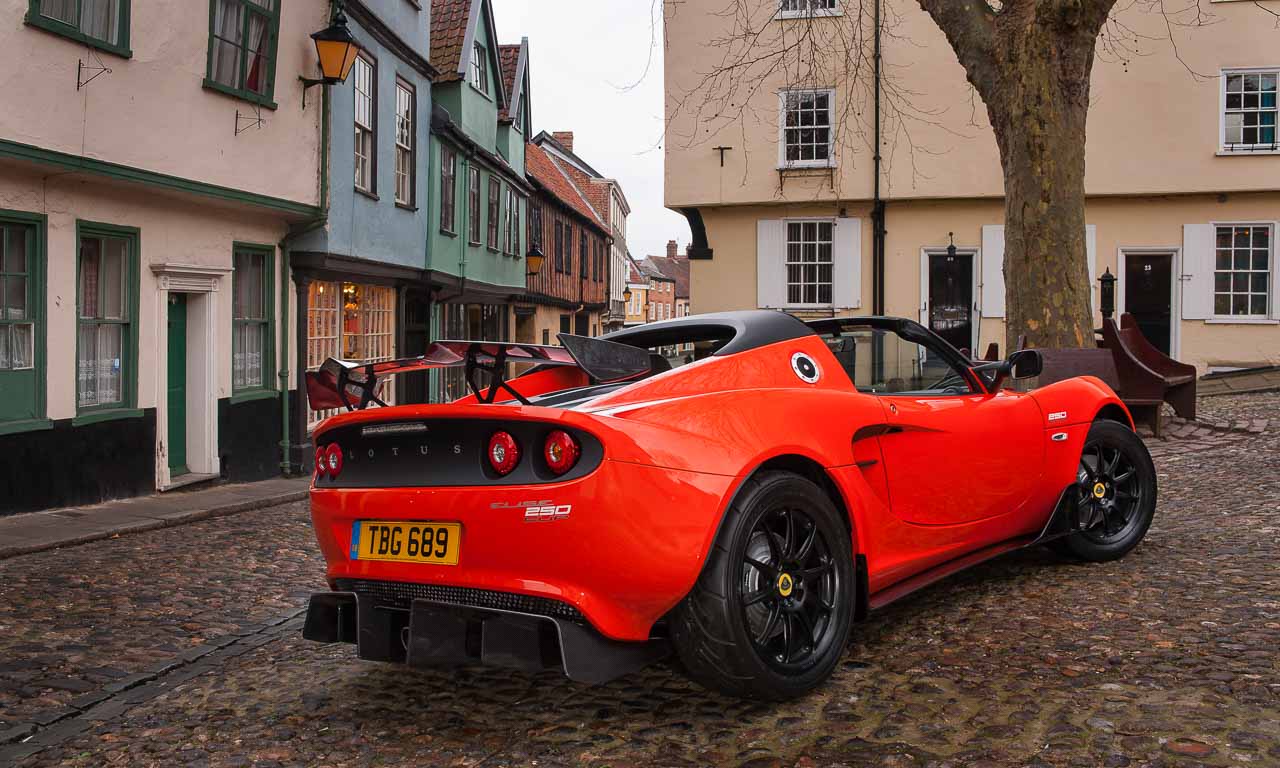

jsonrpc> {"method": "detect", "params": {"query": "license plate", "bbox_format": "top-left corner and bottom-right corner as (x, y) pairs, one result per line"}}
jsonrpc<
(350, 521), (460, 565)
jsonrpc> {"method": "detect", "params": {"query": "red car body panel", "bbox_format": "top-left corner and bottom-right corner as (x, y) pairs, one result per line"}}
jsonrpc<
(308, 324), (1132, 644)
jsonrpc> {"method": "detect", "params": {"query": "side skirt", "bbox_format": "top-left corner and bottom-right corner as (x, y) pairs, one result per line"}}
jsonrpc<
(865, 484), (1077, 613)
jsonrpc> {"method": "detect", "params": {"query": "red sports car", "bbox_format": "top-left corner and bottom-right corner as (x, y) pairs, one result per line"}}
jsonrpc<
(302, 311), (1156, 700)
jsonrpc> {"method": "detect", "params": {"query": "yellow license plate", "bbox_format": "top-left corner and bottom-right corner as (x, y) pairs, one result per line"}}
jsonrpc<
(350, 521), (460, 565)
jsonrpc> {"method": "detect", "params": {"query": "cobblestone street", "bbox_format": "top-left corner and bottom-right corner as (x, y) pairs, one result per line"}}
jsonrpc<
(2, 393), (1278, 767)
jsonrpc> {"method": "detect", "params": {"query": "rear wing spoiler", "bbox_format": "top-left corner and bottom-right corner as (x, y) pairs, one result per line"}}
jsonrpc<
(305, 334), (652, 411)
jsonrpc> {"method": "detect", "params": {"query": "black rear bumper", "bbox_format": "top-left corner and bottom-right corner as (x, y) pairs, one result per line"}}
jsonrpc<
(302, 587), (667, 685)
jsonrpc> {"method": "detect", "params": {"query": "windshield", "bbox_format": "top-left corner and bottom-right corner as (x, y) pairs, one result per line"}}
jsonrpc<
(815, 326), (973, 395)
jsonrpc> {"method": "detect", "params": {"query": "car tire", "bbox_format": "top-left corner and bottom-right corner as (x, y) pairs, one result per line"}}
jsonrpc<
(670, 470), (855, 700)
(1051, 419), (1157, 562)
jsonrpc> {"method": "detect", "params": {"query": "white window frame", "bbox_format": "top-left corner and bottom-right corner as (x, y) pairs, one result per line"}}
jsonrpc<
(1209, 221), (1274, 321)
(777, 0), (841, 19)
(1219, 67), (1280, 155)
(470, 41), (489, 96)
(353, 55), (375, 193)
(783, 217), (836, 308)
(394, 79), (414, 206)
(778, 88), (837, 169)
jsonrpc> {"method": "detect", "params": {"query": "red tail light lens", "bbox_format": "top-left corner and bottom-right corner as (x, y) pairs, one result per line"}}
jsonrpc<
(543, 430), (580, 475)
(488, 431), (521, 476)
(324, 443), (344, 478)
(314, 446), (326, 478)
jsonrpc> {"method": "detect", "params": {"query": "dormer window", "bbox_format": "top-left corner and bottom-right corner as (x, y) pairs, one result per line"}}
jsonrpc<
(470, 42), (488, 96)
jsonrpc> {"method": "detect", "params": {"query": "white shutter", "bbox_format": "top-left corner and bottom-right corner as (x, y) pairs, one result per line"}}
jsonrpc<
(756, 219), (786, 309)
(1272, 222), (1280, 320)
(832, 217), (861, 310)
(980, 225), (1006, 318)
(1086, 224), (1098, 316)
(1182, 224), (1214, 320)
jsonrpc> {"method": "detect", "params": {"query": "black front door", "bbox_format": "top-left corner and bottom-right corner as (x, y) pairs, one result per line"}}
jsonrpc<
(928, 252), (973, 353)
(1123, 252), (1173, 354)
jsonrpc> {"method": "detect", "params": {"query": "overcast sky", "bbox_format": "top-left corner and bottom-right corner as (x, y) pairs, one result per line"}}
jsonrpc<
(490, 0), (690, 261)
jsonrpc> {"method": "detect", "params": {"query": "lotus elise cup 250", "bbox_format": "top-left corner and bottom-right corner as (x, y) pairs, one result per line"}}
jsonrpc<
(301, 311), (1156, 700)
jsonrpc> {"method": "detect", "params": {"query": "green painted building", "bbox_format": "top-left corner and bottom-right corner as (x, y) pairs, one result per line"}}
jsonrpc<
(427, 0), (532, 400)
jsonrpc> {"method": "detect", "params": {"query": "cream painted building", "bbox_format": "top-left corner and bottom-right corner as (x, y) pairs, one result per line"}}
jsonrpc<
(0, 0), (325, 513)
(665, 0), (1280, 372)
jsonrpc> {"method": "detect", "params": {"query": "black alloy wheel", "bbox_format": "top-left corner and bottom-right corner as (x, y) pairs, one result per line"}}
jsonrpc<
(739, 507), (840, 672)
(671, 471), (854, 700)
(1053, 419), (1157, 562)
(1075, 438), (1144, 542)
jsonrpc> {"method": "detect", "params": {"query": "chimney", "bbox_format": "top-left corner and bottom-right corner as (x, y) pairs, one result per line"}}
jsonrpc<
(552, 131), (574, 152)
(666, 240), (678, 259)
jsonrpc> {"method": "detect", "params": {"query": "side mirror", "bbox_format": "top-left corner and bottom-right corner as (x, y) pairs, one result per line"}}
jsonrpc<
(1008, 348), (1043, 379)
(971, 349), (1043, 393)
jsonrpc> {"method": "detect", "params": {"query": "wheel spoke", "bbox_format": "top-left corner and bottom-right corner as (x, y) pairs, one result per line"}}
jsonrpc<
(1105, 446), (1121, 475)
(1079, 446), (1099, 480)
(762, 525), (784, 565)
(745, 557), (776, 578)
(1114, 489), (1136, 502)
(801, 560), (834, 581)
(1113, 468), (1134, 484)
(742, 588), (772, 607)
(781, 613), (794, 662)
(783, 511), (797, 559)
(795, 522), (818, 564)
(755, 603), (781, 645)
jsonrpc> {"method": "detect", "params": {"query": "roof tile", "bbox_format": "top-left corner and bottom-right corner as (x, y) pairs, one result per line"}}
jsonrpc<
(430, 0), (472, 83)
(526, 143), (607, 233)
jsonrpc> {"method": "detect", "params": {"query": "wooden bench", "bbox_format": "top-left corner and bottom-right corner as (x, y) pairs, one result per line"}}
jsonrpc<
(1102, 313), (1197, 424)
(1027, 314), (1196, 435)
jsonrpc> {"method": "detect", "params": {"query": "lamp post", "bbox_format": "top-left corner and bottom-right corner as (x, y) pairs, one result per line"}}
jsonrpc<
(299, 4), (359, 109)
(1098, 267), (1117, 321)
(525, 244), (545, 276)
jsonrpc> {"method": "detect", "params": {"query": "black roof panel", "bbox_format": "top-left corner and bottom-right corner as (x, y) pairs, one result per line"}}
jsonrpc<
(602, 310), (815, 356)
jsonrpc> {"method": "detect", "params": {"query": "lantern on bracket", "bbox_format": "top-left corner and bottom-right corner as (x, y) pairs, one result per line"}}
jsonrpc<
(299, 4), (359, 109)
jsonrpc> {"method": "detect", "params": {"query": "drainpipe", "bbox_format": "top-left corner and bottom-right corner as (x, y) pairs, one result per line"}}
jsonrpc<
(278, 242), (292, 476)
(870, 0), (885, 317)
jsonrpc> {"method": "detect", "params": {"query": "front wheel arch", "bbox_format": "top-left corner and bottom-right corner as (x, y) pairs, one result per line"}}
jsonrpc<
(1094, 402), (1135, 431)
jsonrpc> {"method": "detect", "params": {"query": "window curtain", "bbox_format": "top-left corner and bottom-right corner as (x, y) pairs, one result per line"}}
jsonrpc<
(244, 12), (270, 95)
(210, 0), (244, 89)
(40, 0), (76, 25)
(80, 0), (120, 45)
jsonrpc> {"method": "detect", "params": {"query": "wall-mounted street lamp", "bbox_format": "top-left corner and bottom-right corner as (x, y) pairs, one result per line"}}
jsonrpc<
(623, 286), (632, 303)
(299, 5), (360, 109)
(526, 244), (545, 276)
(946, 231), (957, 260)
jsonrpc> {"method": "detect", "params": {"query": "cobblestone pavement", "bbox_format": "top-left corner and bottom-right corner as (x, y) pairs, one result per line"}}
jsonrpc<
(3, 393), (1278, 767)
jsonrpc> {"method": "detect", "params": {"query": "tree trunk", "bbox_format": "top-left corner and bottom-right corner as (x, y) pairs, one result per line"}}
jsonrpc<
(918, 0), (1115, 351)
(987, 9), (1096, 350)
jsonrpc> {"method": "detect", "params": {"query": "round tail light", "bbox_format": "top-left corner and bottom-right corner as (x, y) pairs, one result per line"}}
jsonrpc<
(315, 446), (327, 477)
(323, 443), (344, 478)
(488, 431), (521, 476)
(543, 430), (580, 475)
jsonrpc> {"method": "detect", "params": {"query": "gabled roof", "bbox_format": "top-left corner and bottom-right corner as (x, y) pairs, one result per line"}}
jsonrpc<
(526, 143), (607, 233)
(430, 0), (507, 108)
(638, 257), (673, 283)
(498, 42), (524, 123)
(626, 258), (646, 285)
(646, 255), (691, 298)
